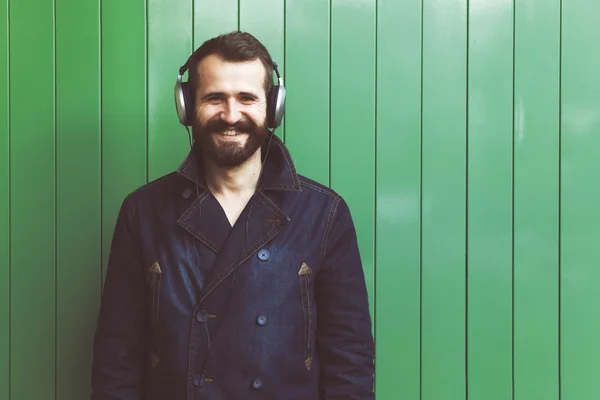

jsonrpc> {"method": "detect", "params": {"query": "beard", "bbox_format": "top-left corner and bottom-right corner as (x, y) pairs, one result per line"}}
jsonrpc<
(192, 116), (270, 168)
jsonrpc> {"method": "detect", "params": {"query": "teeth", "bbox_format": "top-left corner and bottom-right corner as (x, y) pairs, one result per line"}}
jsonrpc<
(222, 130), (238, 136)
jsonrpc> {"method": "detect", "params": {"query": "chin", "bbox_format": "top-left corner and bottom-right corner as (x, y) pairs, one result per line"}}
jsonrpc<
(213, 137), (248, 149)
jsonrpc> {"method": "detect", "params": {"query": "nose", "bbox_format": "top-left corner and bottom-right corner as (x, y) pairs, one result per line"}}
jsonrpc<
(220, 99), (242, 125)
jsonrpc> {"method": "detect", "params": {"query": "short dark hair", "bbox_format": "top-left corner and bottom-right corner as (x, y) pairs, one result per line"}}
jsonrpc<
(186, 31), (274, 96)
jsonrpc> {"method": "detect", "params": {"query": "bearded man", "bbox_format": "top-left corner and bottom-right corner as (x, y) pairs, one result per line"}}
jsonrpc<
(91, 31), (375, 400)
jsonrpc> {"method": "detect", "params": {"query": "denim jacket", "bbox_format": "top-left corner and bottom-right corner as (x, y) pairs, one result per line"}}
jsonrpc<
(91, 134), (375, 399)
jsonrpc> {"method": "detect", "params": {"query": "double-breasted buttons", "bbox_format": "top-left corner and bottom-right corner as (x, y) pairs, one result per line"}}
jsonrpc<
(182, 187), (192, 199)
(252, 378), (263, 389)
(256, 313), (268, 326)
(257, 248), (270, 261)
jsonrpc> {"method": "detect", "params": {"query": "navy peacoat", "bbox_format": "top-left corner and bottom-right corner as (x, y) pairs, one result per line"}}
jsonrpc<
(91, 134), (375, 399)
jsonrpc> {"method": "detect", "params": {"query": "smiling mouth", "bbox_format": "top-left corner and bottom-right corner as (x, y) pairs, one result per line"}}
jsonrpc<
(217, 130), (247, 136)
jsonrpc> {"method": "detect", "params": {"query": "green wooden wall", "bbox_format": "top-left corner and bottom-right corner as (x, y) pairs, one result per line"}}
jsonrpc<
(1, 0), (600, 399)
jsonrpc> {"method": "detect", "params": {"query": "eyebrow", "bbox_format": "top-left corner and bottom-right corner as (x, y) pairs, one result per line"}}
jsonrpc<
(200, 91), (260, 101)
(239, 91), (259, 99)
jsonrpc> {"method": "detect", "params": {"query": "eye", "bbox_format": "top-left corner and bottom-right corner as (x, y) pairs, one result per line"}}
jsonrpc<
(240, 96), (255, 104)
(207, 96), (223, 104)
(201, 94), (225, 104)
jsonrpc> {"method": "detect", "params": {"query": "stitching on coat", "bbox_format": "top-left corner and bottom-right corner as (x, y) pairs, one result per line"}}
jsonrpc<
(319, 197), (342, 268)
(257, 191), (288, 219)
(199, 225), (281, 303)
(299, 180), (338, 199)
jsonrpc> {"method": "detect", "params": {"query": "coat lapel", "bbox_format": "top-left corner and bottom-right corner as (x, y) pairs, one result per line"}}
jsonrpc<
(197, 190), (290, 304)
(176, 191), (233, 254)
(175, 134), (302, 304)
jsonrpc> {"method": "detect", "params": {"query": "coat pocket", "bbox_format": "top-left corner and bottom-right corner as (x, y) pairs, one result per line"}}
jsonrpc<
(298, 261), (314, 371)
(147, 261), (162, 363)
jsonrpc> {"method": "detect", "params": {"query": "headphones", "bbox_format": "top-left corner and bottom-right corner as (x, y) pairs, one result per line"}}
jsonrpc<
(174, 57), (286, 130)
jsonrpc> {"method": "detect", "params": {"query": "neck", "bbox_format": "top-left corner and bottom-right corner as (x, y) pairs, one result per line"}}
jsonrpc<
(203, 149), (262, 197)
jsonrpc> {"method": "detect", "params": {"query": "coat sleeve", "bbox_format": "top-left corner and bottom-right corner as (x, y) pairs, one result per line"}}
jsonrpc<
(316, 197), (375, 399)
(91, 194), (147, 400)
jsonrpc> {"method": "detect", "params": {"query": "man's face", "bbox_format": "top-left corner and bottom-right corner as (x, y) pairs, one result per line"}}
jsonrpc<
(192, 54), (270, 168)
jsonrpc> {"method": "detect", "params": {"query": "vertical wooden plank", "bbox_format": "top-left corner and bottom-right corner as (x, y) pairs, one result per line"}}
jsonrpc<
(55, 0), (100, 398)
(101, 0), (147, 282)
(513, 1), (560, 399)
(0, 0), (9, 397)
(9, 0), (56, 397)
(375, 0), (421, 398)
(147, 0), (192, 181)
(421, 0), (467, 398)
(284, 0), (330, 186)
(239, 0), (286, 141)
(561, 1), (600, 398)
(330, 0), (376, 318)
(193, 0), (238, 47)
(467, 1), (514, 399)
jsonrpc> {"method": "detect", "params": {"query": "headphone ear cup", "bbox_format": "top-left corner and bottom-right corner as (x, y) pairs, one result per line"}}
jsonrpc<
(267, 85), (286, 129)
(181, 82), (194, 126)
(267, 86), (277, 128)
(174, 78), (186, 126)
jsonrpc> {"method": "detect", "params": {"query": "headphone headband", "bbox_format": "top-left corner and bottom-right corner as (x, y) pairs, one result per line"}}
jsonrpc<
(177, 59), (282, 82)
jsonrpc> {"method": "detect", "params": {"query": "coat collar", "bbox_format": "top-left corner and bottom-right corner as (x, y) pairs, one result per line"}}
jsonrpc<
(174, 133), (302, 304)
(175, 133), (302, 192)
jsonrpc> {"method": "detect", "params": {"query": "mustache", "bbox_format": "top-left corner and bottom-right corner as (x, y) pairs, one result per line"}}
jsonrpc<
(200, 117), (258, 135)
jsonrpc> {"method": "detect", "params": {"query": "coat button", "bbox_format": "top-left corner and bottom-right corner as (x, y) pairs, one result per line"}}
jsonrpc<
(182, 188), (192, 199)
(256, 313), (268, 326)
(257, 249), (270, 261)
(193, 375), (206, 387)
(196, 310), (208, 323)
(252, 378), (263, 389)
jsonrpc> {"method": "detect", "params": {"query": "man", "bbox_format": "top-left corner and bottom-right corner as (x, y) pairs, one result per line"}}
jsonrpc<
(91, 31), (374, 399)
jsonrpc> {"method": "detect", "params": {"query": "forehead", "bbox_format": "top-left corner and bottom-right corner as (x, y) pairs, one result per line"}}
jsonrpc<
(194, 54), (266, 94)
